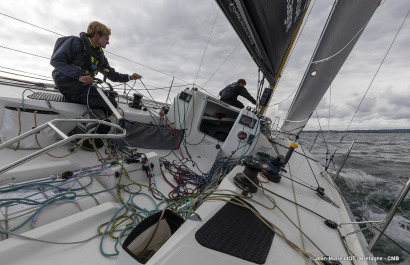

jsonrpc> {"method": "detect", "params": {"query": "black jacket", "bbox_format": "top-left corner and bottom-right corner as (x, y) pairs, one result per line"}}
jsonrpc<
(219, 82), (256, 104)
(50, 32), (130, 83)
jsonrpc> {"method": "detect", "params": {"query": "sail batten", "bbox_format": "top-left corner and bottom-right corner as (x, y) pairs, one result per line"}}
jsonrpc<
(281, 0), (380, 136)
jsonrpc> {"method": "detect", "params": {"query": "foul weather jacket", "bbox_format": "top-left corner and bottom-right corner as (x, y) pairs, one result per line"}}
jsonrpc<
(50, 32), (130, 83)
(219, 82), (256, 108)
(50, 32), (130, 116)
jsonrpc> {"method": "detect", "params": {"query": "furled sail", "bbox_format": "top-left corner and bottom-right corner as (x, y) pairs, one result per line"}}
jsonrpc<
(215, 0), (310, 85)
(281, 0), (380, 136)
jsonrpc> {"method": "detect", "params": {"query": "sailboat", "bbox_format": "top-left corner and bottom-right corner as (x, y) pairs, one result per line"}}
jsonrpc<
(0, 0), (407, 264)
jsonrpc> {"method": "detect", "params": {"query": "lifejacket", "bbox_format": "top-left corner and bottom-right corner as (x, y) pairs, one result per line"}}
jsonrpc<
(77, 32), (106, 77)
(52, 32), (106, 78)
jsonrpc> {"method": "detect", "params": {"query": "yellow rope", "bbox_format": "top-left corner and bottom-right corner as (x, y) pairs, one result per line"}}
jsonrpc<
(288, 163), (308, 265)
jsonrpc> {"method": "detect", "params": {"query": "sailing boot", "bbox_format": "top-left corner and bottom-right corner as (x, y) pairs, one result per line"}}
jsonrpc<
(69, 108), (111, 151)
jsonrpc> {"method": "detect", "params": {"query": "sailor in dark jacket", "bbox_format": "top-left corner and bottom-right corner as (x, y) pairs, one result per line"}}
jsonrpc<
(219, 79), (256, 109)
(50, 21), (142, 117)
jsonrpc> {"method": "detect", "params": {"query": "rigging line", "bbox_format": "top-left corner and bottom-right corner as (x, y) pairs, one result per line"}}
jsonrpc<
(344, 7), (410, 134)
(117, 87), (177, 93)
(0, 70), (53, 82)
(104, 51), (191, 86)
(0, 66), (51, 79)
(1, 11), (217, 100)
(194, 9), (219, 85)
(0, 12), (64, 36)
(0, 80), (42, 89)
(193, 84), (218, 98)
(129, 82), (188, 91)
(0, 76), (51, 87)
(0, 12), (193, 87)
(314, 111), (337, 171)
(299, 144), (321, 189)
(315, 111), (331, 154)
(123, 82), (183, 92)
(0, 45), (50, 60)
(139, 79), (163, 109)
(269, 88), (296, 107)
(201, 41), (241, 88)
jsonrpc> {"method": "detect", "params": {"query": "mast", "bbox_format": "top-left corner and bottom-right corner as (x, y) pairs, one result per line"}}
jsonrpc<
(281, 0), (380, 137)
(258, 4), (310, 115)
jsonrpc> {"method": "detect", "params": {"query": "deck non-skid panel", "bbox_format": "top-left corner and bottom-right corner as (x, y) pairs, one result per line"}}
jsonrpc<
(27, 91), (72, 103)
(195, 197), (274, 264)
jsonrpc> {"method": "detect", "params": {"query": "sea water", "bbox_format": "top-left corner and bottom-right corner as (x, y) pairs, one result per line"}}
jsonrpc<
(300, 132), (410, 265)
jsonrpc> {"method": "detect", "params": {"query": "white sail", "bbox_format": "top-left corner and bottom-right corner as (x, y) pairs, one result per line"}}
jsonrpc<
(281, 0), (380, 136)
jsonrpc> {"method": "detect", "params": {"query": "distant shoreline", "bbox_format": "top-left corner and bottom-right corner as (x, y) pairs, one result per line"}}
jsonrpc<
(302, 129), (410, 133)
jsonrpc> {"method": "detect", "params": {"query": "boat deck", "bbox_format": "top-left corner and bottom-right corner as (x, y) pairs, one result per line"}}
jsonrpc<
(0, 85), (376, 265)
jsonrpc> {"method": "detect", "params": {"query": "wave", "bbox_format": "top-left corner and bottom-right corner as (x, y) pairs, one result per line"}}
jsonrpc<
(337, 168), (410, 264)
(364, 211), (410, 265)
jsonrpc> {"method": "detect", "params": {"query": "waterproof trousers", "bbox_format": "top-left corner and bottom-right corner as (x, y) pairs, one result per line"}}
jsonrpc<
(54, 75), (117, 117)
(220, 98), (244, 109)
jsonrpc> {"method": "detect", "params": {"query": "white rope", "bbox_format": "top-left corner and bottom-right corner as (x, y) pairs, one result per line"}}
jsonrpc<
(311, 18), (371, 64)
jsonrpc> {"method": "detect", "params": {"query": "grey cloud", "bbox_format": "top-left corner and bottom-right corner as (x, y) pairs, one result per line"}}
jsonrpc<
(0, 0), (409, 130)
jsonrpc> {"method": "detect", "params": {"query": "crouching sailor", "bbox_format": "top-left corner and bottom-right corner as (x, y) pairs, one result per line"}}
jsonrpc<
(50, 21), (141, 150)
(219, 79), (256, 109)
(50, 21), (142, 117)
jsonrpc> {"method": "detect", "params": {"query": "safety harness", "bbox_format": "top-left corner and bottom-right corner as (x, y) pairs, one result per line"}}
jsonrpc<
(52, 32), (106, 77)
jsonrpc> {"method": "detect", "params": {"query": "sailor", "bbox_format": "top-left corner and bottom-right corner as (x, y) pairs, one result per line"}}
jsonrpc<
(50, 21), (142, 118)
(219, 79), (256, 109)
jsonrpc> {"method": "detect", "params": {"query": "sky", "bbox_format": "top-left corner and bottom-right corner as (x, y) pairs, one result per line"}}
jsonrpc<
(0, 0), (409, 131)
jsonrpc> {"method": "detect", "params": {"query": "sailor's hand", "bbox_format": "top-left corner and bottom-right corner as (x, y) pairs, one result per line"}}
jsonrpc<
(79, 75), (93, 84)
(130, 73), (142, 80)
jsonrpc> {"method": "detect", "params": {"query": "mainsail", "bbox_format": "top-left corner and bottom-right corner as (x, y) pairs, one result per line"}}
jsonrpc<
(281, 0), (380, 136)
(215, 0), (310, 86)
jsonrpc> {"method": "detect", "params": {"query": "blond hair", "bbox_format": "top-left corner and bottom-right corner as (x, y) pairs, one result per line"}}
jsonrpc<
(87, 21), (111, 37)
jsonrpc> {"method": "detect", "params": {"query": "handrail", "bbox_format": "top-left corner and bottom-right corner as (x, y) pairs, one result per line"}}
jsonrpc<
(0, 118), (126, 175)
(368, 177), (410, 251)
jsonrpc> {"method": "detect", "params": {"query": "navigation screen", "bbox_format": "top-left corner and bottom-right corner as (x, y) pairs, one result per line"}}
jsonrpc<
(238, 115), (256, 129)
